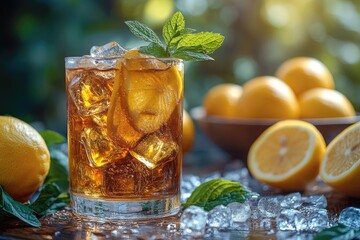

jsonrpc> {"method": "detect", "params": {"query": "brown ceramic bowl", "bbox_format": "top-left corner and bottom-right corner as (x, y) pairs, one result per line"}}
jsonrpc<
(192, 106), (360, 161)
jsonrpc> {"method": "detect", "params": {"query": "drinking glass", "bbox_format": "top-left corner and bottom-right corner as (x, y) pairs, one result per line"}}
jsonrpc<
(65, 55), (183, 220)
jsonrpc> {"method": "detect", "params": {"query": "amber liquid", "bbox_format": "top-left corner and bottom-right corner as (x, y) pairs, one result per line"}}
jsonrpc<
(66, 59), (183, 201)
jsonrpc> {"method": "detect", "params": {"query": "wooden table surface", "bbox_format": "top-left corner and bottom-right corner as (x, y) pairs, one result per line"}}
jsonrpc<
(1, 158), (360, 240)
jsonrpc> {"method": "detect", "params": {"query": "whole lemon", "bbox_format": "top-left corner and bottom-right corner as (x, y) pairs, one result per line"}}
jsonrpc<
(275, 57), (334, 97)
(298, 88), (356, 118)
(182, 110), (195, 153)
(203, 83), (243, 118)
(234, 76), (299, 119)
(0, 116), (50, 202)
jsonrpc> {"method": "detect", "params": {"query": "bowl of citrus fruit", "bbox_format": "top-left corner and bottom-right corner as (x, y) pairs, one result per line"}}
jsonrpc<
(193, 57), (360, 161)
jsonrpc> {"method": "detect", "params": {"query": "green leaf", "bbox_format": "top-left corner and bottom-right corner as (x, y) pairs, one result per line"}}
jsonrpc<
(182, 179), (250, 211)
(313, 224), (359, 240)
(40, 130), (65, 147)
(181, 28), (196, 34)
(139, 43), (168, 58)
(125, 20), (162, 45)
(126, 11), (224, 61)
(41, 193), (70, 216)
(162, 11), (185, 45)
(45, 148), (69, 192)
(0, 186), (40, 227)
(172, 50), (214, 61)
(29, 183), (62, 216)
(167, 29), (196, 51)
(177, 32), (225, 54)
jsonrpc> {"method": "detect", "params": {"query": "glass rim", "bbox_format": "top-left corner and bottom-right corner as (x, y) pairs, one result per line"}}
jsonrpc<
(64, 56), (184, 63)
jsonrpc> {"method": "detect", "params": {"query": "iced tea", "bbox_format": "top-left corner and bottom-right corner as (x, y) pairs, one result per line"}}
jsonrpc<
(65, 55), (183, 219)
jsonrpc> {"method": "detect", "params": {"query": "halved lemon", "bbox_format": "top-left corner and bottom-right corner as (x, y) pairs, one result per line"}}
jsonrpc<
(107, 61), (143, 148)
(248, 120), (326, 191)
(320, 122), (360, 197)
(123, 60), (183, 134)
(108, 57), (183, 148)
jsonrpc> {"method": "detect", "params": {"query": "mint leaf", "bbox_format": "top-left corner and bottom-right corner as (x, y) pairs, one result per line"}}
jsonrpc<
(41, 193), (70, 216)
(0, 186), (40, 227)
(181, 28), (196, 34)
(162, 11), (185, 45)
(29, 183), (62, 216)
(40, 130), (65, 147)
(139, 43), (167, 58)
(29, 183), (69, 216)
(177, 32), (224, 54)
(167, 28), (196, 51)
(125, 21), (162, 45)
(45, 148), (69, 192)
(313, 224), (359, 240)
(183, 179), (250, 211)
(172, 50), (213, 61)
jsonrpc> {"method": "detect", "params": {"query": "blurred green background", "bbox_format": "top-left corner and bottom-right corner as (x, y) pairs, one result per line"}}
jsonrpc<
(1, 0), (360, 135)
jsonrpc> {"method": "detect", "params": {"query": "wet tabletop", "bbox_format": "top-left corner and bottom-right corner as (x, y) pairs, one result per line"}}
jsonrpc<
(1, 158), (360, 240)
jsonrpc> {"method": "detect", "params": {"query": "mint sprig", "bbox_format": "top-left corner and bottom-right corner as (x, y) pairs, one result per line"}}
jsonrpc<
(125, 11), (224, 61)
(182, 179), (251, 211)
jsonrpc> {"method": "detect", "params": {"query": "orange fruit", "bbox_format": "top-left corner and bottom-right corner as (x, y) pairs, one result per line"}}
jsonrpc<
(234, 76), (299, 119)
(275, 57), (334, 97)
(203, 83), (243, 118)
(182, 110), (195, 153)
(248, 120), (326, 191)
(320, 122), (360, 197)
(298, 88), (356, 119)
(0, 116), (50, 202)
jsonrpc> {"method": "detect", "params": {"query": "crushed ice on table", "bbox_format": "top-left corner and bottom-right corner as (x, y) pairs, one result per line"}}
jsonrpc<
(180, 206), (207, 237)
(258, 196), (282, 218)
(276, 207), (328, 232)
(302, 194), (327, 209)
(280, 192), (302, 209)
(180, 175), (201, 202)
(299, 207), (328, 231)
(338, 207), (360, 229)
(178, 189), (329, 235)
(248, 194), (261, 220)
(207, 205), (232, 229)
(227, 202), (251, 223)
(179, 164), (332, 235)
(276, 209), (304, 231)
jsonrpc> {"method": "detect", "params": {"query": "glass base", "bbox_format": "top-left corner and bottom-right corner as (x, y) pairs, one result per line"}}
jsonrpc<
(71, 194), (180, 220)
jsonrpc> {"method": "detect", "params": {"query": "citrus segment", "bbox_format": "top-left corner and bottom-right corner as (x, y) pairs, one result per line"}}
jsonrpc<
(275, 57), (334, 97)
(320, 122), (360, 197)
(248, 120), (326, 191)
(124, 62), (183, 134)
(0, 116), (50, 202)
(107, 62), (144, 148)
(298, 88), (355, 119)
